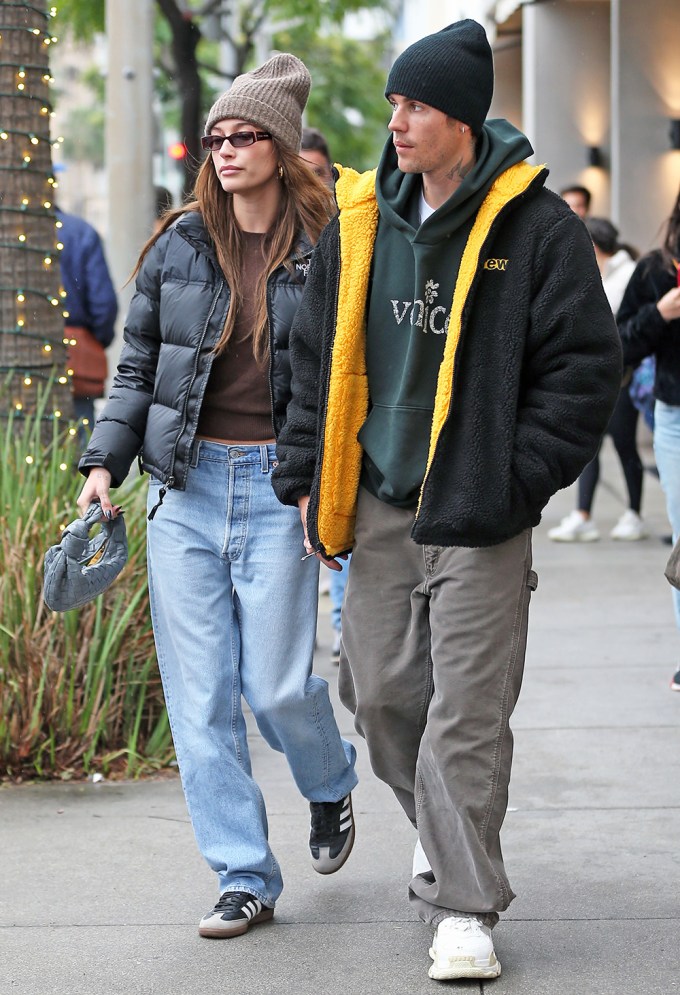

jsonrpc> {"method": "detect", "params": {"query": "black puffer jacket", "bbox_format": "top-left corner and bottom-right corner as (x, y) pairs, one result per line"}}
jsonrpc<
(617, 250), (680, 405)
(79, 211), (312, 489)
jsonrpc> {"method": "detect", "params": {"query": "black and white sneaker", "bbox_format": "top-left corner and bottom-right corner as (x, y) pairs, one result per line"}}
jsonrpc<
(198, 890), (274, 938)
(309, 793), (355, 874)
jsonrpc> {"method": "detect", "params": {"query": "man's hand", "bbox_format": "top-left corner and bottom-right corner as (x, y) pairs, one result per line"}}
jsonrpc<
(297, 494), (346, 571)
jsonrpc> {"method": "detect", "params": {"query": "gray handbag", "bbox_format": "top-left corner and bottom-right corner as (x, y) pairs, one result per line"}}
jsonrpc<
(43, 502), (128, 612)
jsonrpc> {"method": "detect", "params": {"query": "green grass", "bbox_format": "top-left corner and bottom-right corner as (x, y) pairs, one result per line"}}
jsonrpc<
(0, 409), (174, 781)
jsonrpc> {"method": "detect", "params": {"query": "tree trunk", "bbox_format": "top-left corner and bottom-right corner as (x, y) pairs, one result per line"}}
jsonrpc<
(156, 0), (202, 197)
(0, 0), (73, 431)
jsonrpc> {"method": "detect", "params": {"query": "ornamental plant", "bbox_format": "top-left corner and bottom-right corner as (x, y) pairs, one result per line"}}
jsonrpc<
(0, 2), (171, 781)
(0, 408), (174, 781)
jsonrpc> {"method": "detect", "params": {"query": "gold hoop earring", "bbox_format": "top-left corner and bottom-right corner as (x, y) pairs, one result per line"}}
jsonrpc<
(278, 164), (284, 180)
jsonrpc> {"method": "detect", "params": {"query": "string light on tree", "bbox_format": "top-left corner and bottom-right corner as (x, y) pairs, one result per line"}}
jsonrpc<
(0, 0), (74, 431)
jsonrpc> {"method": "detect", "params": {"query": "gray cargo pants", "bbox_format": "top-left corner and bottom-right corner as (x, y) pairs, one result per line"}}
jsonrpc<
(338, 487), (537, 927)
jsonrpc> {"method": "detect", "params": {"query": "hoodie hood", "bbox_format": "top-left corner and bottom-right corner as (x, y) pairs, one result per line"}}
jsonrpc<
(376, 118), (534, 243)
(360, 118), (535, 506)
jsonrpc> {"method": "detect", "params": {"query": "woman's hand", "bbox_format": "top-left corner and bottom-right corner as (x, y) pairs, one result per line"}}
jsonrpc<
(77, 467), (121, 520)
(657, 286), (680, 323)
(297, 494), (345, 571)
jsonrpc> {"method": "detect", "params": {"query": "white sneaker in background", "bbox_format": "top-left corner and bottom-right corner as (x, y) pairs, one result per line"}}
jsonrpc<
(412, 837), (431, 877)
(610, 509), (648, 541)
(548, 510), (600, 542)
(428, 915), (501, 981)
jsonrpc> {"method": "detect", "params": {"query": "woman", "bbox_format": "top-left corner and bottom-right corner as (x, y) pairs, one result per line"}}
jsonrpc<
(617, 187), (680, 691)
(549, 218), (644, 542)
(77, 54), (357, 937)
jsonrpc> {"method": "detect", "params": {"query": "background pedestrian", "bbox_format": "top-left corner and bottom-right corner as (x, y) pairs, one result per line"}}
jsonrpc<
(618, 185), (680, 690)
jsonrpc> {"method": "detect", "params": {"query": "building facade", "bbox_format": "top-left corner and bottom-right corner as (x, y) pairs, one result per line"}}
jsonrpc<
(398, 0), (680, 253)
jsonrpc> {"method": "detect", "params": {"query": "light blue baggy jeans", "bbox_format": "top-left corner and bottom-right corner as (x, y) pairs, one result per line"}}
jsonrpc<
(653, 401), (680, 629)
(330, 555), (350, 633)
(146, 442), (357, 907)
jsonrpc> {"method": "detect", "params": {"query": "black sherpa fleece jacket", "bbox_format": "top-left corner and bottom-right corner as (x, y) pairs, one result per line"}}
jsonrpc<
(273, 162), (622, 554)
(617, 249), (680, 405)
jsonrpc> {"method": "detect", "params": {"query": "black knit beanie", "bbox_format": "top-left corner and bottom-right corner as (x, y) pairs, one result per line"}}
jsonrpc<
(385, 19), (494, 135)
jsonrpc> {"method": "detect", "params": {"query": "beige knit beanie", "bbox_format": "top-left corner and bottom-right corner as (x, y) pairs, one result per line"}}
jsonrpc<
(204, 53), (311, 153)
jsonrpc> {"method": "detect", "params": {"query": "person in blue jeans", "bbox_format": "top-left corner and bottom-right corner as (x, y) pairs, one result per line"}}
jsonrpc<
(77, 54), (357, 939)
(618, 184), (680, 691)
(329, 556), (349, 662)
(300, 126), (352, 663)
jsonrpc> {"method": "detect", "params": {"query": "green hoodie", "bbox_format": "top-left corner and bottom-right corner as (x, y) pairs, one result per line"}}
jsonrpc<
(358, 119), (533, 507)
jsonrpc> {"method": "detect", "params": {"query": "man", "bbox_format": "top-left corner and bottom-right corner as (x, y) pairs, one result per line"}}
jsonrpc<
(559, 183), (592, 218)
(273, 20), (621, 982)
(153, 185), (174, 233)
(300, 126), (335, 188)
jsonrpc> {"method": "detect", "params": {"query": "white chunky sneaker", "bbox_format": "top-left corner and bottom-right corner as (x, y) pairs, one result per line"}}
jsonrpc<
(428, 915), (501, 981)
(548, 510), (600, 542)
(610, 509), (648, 541)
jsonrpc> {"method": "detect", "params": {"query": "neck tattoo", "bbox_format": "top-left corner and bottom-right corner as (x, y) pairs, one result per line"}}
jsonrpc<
(446, 156), (475, 183)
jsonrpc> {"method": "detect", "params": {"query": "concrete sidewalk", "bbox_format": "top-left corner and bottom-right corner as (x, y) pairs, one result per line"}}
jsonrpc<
(2, 436), (679, 994)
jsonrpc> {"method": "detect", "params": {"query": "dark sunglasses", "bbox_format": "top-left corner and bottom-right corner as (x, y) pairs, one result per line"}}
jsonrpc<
(201, 130), (272, 152)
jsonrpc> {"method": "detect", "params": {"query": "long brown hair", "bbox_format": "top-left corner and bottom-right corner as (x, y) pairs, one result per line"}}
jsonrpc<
(661, 185), (680, 273)
(133, 140), (335, 362)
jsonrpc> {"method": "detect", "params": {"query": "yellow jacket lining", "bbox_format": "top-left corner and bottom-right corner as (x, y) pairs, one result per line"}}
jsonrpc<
(317, 161), (544, 556)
